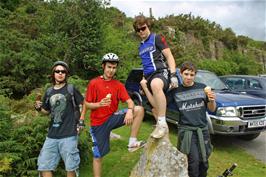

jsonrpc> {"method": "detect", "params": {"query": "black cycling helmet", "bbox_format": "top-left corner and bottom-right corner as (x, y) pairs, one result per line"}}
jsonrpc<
(102, 53), (119, 64)
(52, 61), (69, 72)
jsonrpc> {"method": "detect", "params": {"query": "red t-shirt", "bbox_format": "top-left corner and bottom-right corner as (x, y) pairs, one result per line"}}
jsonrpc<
(86, 76), (130, 126)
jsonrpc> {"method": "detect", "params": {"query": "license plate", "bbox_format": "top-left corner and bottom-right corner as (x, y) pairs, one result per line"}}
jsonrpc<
(248, 120), (266, 128)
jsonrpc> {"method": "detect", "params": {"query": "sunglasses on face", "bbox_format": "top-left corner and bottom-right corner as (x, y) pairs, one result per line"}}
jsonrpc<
(54, 70), (66, 74)
(136, 26), (147, 33)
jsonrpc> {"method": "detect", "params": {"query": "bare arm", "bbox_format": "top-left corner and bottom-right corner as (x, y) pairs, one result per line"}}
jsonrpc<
(124, 98), (135, 125)
(34, 100), (49, 115)
(207, 91), (216, 112)
(162, 48), (176, 74)
(126, 98), (135, 110)
(85, 97), (111, 110)
(162, 48), (178, 88)
(79, 101), (87, 120)
(40, 108), (49, 115)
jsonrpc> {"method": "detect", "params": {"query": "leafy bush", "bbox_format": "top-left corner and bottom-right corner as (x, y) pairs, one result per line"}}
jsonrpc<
(198, 59), (239, 76)
(0, 0), (104, 98)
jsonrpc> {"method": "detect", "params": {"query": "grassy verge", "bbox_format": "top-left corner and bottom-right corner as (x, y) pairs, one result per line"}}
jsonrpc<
(79, 118), (266, 177)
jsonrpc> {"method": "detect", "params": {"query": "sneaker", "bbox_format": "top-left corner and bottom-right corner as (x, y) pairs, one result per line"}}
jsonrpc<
(150, 123), (169, 139)
(127, 140), (146, 152)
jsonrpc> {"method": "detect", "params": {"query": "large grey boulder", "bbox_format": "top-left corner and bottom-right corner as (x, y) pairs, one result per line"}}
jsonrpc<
(130, 134), (189, 177)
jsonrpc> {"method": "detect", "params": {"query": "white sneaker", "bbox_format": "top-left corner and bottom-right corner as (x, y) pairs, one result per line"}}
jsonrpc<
(150, 123), (169, 139)
(127, 140), (146, 152)
(110, 132), (121, 140)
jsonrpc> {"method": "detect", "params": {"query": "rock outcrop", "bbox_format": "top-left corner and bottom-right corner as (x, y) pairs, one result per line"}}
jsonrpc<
(130, 134), (188, 177)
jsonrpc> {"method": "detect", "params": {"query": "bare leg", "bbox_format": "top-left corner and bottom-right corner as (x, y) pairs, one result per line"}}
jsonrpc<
(150, 78), (169, 138)
(151, 108), (158, 121)
(67, 171), (77, 177)
(150, 78), (166, 118)
(93, 158), (102, 177)
(130, 106), (144, 137)
(40, 171), (52, 177)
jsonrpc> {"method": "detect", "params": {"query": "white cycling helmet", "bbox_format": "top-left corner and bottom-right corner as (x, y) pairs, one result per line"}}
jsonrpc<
(102, 53), (119, 63)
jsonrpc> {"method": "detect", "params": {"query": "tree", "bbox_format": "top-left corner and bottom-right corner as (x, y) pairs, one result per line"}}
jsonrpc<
(0, 0), (105, 98)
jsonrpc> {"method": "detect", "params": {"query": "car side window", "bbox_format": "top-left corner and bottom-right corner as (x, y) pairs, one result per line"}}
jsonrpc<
(248, 79), (262, 90)
(224, 79), (234, 88)
(225, 78), (245, 90)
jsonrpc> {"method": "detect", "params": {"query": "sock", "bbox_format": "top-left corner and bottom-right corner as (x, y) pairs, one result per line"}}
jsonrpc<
(157, 116), (167, 125)
(129, 137), (137, 146)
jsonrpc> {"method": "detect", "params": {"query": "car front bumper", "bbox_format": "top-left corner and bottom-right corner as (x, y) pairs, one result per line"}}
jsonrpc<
(210, 115), (266, 135)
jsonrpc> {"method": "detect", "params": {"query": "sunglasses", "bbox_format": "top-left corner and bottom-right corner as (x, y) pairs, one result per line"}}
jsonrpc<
(54, 70), (66, 74)
(136, 26), (147, 32)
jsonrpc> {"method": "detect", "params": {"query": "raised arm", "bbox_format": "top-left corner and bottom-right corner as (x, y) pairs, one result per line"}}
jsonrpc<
(207, 91), (216, 112)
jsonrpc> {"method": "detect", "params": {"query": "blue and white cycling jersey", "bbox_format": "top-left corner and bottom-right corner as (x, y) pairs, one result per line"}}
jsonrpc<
(139, 33), (168, 76)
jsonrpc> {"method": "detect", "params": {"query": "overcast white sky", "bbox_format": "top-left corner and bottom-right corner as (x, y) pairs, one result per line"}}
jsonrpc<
(110, 0), (266, 41)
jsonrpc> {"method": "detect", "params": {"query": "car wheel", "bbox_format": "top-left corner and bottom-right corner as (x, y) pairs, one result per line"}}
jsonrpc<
(238, 133), (260, 141)
(131, 94), (142, 106)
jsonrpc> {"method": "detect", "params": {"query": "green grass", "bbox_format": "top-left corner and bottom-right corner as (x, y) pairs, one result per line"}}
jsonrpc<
(79, 117), (266, 177)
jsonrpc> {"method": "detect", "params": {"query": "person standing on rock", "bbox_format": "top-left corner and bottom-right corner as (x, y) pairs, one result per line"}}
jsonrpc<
(133, 15), (178, 139)
(84, 53), (145, 177)
(141, 61), (216, 177)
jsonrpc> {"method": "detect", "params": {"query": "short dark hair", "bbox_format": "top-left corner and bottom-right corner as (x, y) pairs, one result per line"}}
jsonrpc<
(180, 61), (197, 73)
(102, 61), (118, 68)
(133, 15), (151, 32)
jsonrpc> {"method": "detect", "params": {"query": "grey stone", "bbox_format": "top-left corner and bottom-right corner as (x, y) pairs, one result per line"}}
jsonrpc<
(130, 134), (189, 177)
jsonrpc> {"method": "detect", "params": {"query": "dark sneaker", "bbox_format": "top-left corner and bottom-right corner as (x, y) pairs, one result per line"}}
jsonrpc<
(150, 123), (169, 139)
(128, 140), (146, 152)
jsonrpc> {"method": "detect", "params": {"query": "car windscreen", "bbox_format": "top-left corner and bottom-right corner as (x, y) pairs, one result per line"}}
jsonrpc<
(195, 71), (227, 90)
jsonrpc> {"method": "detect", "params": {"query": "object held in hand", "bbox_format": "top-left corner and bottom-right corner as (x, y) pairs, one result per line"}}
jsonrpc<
(34, 103), (42, 112)
(106, 93), (112, 99)
(78, 119), (85, 127)
(35, 93), (42, 111)
(204, 86), (211, 94)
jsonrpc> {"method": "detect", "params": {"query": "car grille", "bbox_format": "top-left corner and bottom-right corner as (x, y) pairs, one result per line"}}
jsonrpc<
(238, 105), (266, 119)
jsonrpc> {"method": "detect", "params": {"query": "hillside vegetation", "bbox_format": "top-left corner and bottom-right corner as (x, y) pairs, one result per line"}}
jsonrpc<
(0, 0), (266, 99)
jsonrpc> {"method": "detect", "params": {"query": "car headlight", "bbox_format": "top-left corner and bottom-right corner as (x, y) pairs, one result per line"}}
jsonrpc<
(216, 107), (238, 117)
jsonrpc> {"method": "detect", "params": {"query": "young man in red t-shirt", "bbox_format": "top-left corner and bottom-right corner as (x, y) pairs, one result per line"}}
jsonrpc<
(84, 53), (145, 177)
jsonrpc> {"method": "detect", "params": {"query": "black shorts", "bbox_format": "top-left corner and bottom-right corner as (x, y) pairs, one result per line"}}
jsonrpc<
(90, 109), (127, 158)
(145, 69), (170, 93)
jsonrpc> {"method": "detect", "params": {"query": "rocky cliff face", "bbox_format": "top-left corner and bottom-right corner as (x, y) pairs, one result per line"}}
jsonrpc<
(166, 26), (266, 71)
(130, 135), (188, 177)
